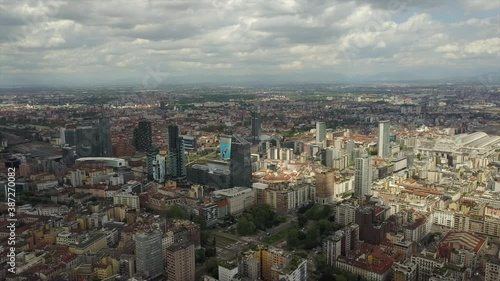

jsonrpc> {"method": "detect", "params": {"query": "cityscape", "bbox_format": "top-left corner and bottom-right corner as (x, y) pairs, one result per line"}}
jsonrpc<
(1, 1), (500, 281)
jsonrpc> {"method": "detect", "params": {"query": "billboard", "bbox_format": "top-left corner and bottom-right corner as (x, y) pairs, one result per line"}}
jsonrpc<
(220, 136), (231, 160)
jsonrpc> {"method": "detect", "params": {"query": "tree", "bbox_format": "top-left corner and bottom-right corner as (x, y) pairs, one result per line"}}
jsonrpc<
(192, 215), (207, 230)
(195, 248), (206, 264)
(206, 237), (217, 257)
(335, 275), (348, 281)
(200, 231), (209, 247)
(314, 254), (329, 275)
(298, 214), (308, 228)
(319, 273), (336, 281)
(165, 205), (189, 220)
(237, 217), (256, 236)
(206, 257), (219, 278)
(304, 226), (320, 249)
(286, 228), (299, 248)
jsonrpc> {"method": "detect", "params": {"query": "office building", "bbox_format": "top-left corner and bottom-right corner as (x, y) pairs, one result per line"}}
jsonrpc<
(354, 155), (372, 199)
(166, 241), (195, 281)
(220, 135), (232, 160)
(134, 230), (164, 279)
(75, 118), (113, 157)
(133, 119), (152, 152)
(213, 186), (254, 215)
(231, 135), (252, 187)
(378, 121), (391, 159)
(181, 135), (197, 150)
(167, 125), (186, 180)
(316, 121), (326, 144)
(251, 108), (261, 144)
(62, 127), (76, 146)
(147, 148), (166, 183)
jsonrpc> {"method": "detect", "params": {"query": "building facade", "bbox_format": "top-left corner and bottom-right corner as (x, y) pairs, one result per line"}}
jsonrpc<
(166, 242), (195, 281)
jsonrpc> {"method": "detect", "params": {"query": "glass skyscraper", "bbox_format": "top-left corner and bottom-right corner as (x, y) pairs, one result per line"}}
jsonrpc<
(251, 108), (261, 144)
(168, 125), (186, 180)
(231, 135), (252, 187)
(74, 118), (112, 157)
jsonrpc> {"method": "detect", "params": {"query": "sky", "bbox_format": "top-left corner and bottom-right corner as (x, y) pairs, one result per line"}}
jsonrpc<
(0, 0), (499, 87)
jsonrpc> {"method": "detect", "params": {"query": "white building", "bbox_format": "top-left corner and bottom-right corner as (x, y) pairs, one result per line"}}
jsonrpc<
(333, 176), (354, 202)
(75, 157), (127, 168)
(433, 210), (455, 228)
(36, 180), (59, 191)
(278, 259), (307, 281)
(213, 187), (254, 215)
(316, 121), (326, 144)
(335, 203), (357, 226)
(354, 156), (372, 199)
(378, 121), (391, 159)
(218, 262), (239, 281)
(70, 169), (85, 187)
(37, 205), (69, 216)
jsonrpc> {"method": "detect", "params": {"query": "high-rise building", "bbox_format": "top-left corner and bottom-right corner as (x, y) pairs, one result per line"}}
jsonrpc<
(220, 135), (232, 160)
(231, 135), (252, 187)
(75, 118), (112, 157)
(354, 155), (372, 199)
(325, 147), (341, 167)
(133, 120), (152, 152)
(323, 224), (359, 266)
(166, 241), (195, 281)
(378, 120), (391, 159)
(146, 148), (166, 183)
(251, 108), (261, 144)
(167, 125), (186, 180)
(316, 121), (326, 144)
(134, 230), (164, 279)
(335, 203), (357, 226)
(181, 135), (197, 150)
(62, 127), (76, 147)
(316, 169), (335, 204)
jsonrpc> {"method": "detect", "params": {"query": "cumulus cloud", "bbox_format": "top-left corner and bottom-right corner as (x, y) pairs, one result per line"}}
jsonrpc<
(0, 0), (498, 85)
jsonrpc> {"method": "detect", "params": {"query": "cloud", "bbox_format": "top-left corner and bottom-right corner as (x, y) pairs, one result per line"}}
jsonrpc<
(0, 0), (498, 86)
(460, 0), (500, 11)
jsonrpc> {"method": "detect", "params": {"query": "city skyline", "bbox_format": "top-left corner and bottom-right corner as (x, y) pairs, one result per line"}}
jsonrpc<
(0, 0), (499, 87)
(0, 1), (499, 280)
